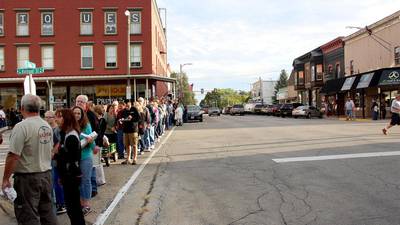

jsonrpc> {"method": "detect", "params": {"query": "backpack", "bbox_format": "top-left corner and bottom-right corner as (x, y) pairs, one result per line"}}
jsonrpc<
(147, 105), (156, 124)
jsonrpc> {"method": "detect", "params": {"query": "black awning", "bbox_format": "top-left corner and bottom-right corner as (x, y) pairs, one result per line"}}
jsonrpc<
(340, 75), (360, 92)
(378, 68), (400, 86)
(319, 77), (346, 95)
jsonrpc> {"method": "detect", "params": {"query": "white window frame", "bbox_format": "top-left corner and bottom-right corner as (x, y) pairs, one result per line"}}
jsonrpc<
(80, 11), (93, 35)
(0, 47), (4, 71)
(16, 12), (29, 36)
(0, 13), (4, 36)
(81, 45), (93, 69)
(41, 46), (54, 69)
(130, 44), (142, 68)
(41, 12), (54, 36)
(105, 45), (117, 68)
(130, 11), (141, 34)
(104, 11), (117, 35)
(17, 46), (29, 69)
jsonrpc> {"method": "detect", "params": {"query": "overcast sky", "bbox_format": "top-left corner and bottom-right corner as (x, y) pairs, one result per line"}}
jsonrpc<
(156, 0), (398, 101)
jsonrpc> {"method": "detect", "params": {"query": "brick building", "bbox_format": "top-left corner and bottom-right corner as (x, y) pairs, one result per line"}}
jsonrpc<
(0, 0), (174, 110)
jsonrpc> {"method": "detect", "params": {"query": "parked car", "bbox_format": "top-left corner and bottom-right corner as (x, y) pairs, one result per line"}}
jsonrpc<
(263, 105), (274, 115)
(280, 103), (303, 117)
(222, 106), (232, 114)
(253, 104), (264, 114)
(208, 107), (221, 116)
(187, 105), (203, 122)
(244, 103), (256, 114)
(201, 106), (209, 114)
(292, 105), (323, 119)
(230, 104), (245, 116)
(271, 104), (282, 116)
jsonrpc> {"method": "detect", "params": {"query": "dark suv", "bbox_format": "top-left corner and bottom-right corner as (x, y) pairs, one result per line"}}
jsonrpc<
(280, 103), (303, 117)
(187, 105), (203, 122)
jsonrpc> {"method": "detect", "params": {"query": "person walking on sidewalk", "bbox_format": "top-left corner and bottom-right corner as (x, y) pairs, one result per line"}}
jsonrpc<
(371, 100), (379, 120)
(2, 94), (59, 225)
(54, 109), (86, 225)
(382, 94), (400, 135)
(345, 97), (355, 121)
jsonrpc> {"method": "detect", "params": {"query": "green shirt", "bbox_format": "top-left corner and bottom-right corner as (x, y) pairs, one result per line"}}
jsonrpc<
(80, 124), (94, 160)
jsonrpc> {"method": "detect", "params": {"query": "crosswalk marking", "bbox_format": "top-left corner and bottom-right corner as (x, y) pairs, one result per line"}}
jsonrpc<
(272, 151), (400, 163)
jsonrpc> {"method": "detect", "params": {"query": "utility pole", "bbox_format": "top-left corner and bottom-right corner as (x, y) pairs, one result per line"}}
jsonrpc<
(179, 63), (192, 103)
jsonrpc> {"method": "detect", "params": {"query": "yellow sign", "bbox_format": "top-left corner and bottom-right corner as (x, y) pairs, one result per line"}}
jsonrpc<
(96, 85), (126, 97)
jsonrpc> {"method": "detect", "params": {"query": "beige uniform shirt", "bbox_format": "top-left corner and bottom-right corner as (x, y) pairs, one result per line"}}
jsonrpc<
(10, 116), (53, 173)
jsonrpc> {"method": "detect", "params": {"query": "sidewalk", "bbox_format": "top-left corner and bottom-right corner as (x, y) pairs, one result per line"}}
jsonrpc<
(323, 116), (390, 123)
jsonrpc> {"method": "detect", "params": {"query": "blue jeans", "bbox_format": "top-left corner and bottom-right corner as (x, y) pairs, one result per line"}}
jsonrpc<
(80, 157), (93, 201)
(149, 125), (155, 146)
(91, 167), (97, 193)
(117, 129), (124, 158)
(143, 128), (150, 149)
(346, 110), (353, 118)
(52, 162), (64, 206)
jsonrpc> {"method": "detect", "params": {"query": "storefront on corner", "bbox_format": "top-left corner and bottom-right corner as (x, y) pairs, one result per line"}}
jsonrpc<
(320, 67), (400, 119)
(0, 75), (176, 111)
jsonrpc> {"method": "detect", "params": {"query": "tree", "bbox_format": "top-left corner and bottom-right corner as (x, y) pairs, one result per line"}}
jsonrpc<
(171, 72), (196, 105)
(201, 88), (250, 108)
(272, 69), (288, 103)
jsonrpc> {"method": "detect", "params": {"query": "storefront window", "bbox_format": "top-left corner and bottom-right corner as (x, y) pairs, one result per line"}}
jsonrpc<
(354, 92), (361, 108)
(0, 88), (21, 110)
(70, 86), (95, 106)
(53, 86), (67, 109)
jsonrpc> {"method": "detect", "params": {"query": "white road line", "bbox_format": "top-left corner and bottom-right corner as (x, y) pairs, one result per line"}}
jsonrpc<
(272, 151), (400, 163)
(93, 127), (175, 225)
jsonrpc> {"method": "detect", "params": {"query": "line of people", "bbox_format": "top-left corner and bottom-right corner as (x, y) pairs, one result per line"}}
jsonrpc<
(1, 93), (185, 225)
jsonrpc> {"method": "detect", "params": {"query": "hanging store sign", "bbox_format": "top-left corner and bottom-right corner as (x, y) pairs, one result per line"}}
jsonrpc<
(379, 69), (400, 86)
(95, 85), (126, 97)
(356, 72), (374, 89)
(341, 76), (356, 91)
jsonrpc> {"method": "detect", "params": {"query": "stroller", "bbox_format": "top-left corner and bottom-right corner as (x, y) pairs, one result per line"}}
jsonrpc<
(102, 143), (117, 167)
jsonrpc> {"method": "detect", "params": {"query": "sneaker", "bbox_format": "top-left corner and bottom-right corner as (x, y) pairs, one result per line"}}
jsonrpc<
(138, 151), (143, 156)
(382, 128), (387, 135)
(144, 148), (151, 152)
(82, 206), (92, 216)
(56, 206), (67, 215)
(150, 145), (155, 150)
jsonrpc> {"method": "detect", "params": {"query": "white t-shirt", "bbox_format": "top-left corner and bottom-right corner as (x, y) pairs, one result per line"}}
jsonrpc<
(345, 100), (355, 110)
(10, 116), (53, 173)
(0, 110), (5, 119)
(391, 99), (400, 114)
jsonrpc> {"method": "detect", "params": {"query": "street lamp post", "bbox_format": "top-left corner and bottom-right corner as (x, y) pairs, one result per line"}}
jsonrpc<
(179, 63), (192, 102)
(125, 10), (131, 100)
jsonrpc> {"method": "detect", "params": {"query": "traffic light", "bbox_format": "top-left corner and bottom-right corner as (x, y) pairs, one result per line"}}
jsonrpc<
(201, 88), (204, 94)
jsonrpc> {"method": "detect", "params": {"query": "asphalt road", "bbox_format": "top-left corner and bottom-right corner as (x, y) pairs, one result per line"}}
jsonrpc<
(105, 115), (400, 225)
(2, 115), (400, 225)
